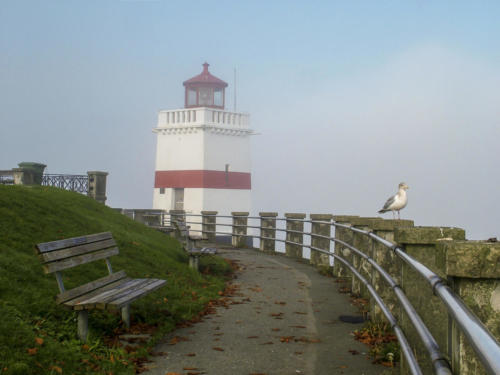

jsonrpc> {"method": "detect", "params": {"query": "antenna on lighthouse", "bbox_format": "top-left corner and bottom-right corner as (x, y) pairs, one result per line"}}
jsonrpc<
(234, 67), (237, 112)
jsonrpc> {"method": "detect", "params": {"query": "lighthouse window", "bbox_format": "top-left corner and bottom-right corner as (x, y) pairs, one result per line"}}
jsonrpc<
(187, 89), (197, 106)
(199, 87), (212, 106)
(214, 88), (223, 106)
(159, 188), (165, 194)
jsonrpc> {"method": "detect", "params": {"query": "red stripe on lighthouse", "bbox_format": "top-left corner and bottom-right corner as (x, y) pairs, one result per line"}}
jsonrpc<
(155, 170), (251, 189)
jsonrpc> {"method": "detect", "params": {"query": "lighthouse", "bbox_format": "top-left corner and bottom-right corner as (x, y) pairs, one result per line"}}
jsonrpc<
(152, 63), (252, 221)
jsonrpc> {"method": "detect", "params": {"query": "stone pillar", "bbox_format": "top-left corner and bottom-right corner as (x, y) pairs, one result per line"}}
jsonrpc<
(87, 171), (108, 204)
(285, 213), (306, 259)
(350, 217), (379, 298)
(17, 162), (46, 185)
(231, 212), (249, 248)
(169, 209), (186, 240)
(436, 240), (500, 375)
(201, 211), (217, 243)
(394, 226), (466, 375)
(369, 219), (414, 322)
(309, 214), (333, 271)
(259, 212), (278, 253)
(332, 216), (359, 279)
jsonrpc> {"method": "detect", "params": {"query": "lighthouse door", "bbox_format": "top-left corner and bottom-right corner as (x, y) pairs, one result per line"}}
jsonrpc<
(173, 188), (184, 210)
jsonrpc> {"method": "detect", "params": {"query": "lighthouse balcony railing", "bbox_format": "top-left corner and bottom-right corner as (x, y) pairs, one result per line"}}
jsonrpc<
(164, 211), (500, 375)
(157, 108), (249, 128)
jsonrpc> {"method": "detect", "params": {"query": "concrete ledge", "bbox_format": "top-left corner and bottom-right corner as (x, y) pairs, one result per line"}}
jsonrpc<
(285, 213), (306, 219)
(395, 226), (465, 244)
(437, 241), (500, 278)
(201, 211), (218, 215)
(333, 215), (359, 223)
(231, 212), (249, 216)
(259, 212), (278, 217)
(310, 214), (333, 220)
(370, 219), (414, 231)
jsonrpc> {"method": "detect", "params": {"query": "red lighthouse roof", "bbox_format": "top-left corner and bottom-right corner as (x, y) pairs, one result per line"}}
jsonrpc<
(183, 63), (228, 88)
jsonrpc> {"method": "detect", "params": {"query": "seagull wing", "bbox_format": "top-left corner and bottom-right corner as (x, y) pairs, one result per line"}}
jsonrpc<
(379, 194), (396, 212)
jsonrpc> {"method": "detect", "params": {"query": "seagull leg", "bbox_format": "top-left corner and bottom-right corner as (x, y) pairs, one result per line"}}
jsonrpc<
(397, 210), (401, 220)
(392, 211), (395, 220)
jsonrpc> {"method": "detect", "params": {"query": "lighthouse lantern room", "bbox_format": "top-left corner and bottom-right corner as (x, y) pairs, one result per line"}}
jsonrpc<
(152, 63), (252, 223)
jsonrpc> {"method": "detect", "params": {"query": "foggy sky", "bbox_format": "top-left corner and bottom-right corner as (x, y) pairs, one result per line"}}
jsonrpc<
(1, 1), (499, 240)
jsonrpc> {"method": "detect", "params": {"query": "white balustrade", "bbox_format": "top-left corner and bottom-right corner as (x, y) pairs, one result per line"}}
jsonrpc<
(157, 108), (249, 129)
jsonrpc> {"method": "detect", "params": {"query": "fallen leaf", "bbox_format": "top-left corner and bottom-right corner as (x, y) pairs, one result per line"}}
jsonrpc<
(185, 353), (196, 357)
(280, 336), (295, 343)
(35, 337), (44, 345)
(247, 336), (259, 339)
(49, 366), (62, 374)
(212, 347), (224, 351)
(271, 328), (280, 331)
(27, 347), (38, 355)
(183, 367), (198, 370)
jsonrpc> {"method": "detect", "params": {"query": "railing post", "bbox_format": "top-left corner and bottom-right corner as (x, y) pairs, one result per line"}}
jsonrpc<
(285, 213), (306, 259)
(259, 212), (278, 253)
(231, 212), (249, 248)
(350, 217), (379, 299)
(201, 211), (217, 243)
(87, 171), (108, 204)
(435, 240), (500, 374)
(332, 216), (359, 279)
(310, 214), (333, 272)
(394, 226), (466, 375)
(369, 219), (414, 323)
(169, 209), (186, 240)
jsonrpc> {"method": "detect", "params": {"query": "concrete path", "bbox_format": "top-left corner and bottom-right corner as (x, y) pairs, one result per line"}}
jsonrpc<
(145, 247), (395, 375)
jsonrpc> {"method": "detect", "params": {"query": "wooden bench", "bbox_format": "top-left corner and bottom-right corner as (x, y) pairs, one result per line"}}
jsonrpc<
(35, 232), (167, 342)
(171, 220), (216, 270)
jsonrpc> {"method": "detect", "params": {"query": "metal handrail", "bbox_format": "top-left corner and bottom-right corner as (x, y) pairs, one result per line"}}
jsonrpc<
(165, 212), (500, 374)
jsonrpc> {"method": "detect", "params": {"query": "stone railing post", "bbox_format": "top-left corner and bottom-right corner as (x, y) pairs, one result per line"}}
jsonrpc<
(350, 217), (380, 298)
(285, 213), (306, 259)
(259, 212), (278, 253)
(394, 226), (466, 375)
(231, 212), (249, 248)
(436, 240), (500, 374)
(201, 211), (217, 243)
(332, 216), (359, 279)
(310, 214), (333, 272)
(87, 171), (108, 204)
(169, 209), (186, 240)
(369, 219), (414, 322)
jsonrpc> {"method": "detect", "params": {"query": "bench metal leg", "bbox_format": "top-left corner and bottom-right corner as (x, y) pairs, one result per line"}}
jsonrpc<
(78, 310), (89, 342)
(189, 255), (199, 271)
(121, 305), (130, 329)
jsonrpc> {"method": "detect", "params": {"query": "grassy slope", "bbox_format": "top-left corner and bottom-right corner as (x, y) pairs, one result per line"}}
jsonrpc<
(0, 185), (230, 375)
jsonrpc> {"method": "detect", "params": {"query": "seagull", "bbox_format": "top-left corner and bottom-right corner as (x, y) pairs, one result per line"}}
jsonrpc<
(378, 182), (409, 220)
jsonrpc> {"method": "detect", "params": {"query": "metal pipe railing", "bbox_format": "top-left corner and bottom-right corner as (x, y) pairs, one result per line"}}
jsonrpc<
(164, 211), (500, 375)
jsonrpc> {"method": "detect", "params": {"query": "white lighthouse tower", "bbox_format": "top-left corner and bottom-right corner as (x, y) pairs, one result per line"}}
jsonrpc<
(152, 63), (252, 219)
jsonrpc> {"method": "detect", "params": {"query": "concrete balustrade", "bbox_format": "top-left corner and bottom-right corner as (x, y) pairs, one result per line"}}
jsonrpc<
(332, 215), (359, 279)
(231, 212), (249, 248)
(285, 213), (306, 259)
(350, 217), (377, 298)
(259, 212), (278, 252)
(395, 226), (466, 375)
(310, 214), (333, 271)
(201, 211), (217, 242)
(368, 219), (414, 322)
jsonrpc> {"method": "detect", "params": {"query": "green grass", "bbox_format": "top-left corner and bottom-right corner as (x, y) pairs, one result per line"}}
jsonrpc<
(0, 185), (231, 375)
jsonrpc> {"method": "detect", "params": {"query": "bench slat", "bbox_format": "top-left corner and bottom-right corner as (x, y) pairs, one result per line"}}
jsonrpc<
(65, 278), (132, 309)
(57, 270), (127, 304)
(43, 247), (119, 274)
(73, 279), (146, 310)
(96, 279), (159, 307)
(39, 238), (117, 264)
(36, 232), (113, 253)
(106, 279), (167, 310)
